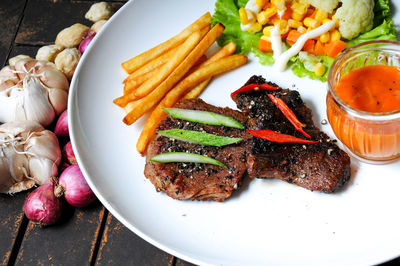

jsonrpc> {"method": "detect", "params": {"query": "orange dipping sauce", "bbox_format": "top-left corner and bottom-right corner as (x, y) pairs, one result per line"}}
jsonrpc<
(335, 65), (400, 113)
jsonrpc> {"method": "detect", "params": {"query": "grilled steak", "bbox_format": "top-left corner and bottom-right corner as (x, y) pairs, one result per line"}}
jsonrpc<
(144, 98), (249, 201)
(232, 75), (351, 193)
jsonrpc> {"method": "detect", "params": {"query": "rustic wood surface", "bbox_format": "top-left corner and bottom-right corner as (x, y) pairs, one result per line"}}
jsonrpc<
(0, 0), (398, 265)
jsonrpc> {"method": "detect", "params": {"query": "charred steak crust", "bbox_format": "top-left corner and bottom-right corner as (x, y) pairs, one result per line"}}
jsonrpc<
(145, 98), (250, 201)
(232, 75), (351, 193)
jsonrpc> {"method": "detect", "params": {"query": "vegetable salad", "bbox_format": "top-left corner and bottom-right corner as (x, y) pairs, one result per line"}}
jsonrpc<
(212, 0), (397, 81)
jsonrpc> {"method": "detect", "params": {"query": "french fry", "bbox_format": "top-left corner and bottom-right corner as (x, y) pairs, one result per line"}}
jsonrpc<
(124, 65), (162, 94)
(123, 45), (180, 84)
(131, 27), (209, 100)
(123, 23), (225, 125)
(135, 54), (247, 154)
(121, 12), (211, 74)
(164, 54), (247, 106)
(183, 79), (211, 99)
(136, 107), (167, 155)
(202, 41), (236, 67)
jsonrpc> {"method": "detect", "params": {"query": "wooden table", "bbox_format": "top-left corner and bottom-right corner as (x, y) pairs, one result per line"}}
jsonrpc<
(0, 1), (399, 265)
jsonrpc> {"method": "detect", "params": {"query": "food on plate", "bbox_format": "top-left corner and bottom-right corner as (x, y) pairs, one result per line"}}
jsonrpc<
(327, 41), (400, 161)
(24, 179), (62, 226)
(55, 164), (96, 208)
(157, 129), (243, 147)
(114, 13), (247, 155)
(0, 58), (69, 127)
(8, 54), (32, 67)
(85, 2), (114, 22)
(0, 121), (61, 194)
(36, 44), (64, 62)
(121, 13), (212, 74)
(55, 23), (90, 48)
(232, 75), (350, 192)
(144, 99), (249, 201)
(212, 0), (397, 80)
(150, 152), (228, 169)
(54, 47), (81, 79)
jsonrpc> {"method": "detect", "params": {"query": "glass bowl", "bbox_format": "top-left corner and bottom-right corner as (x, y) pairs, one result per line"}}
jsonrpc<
(326, 40), (400, 162)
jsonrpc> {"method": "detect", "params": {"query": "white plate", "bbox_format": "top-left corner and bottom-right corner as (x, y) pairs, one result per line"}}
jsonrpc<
(69, 1), (400, 265)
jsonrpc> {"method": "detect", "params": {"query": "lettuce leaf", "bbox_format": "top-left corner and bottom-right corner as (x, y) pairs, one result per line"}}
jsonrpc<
(212, 0), (397, 82)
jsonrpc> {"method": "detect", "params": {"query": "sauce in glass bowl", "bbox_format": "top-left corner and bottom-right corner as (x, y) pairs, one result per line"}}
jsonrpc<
(327, 41), (400, 162)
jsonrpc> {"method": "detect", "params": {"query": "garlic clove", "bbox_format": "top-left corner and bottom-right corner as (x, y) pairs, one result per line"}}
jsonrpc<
(9, 55), (32, 68)
(25, 130), (61, 163)
(39, 66), (69, 91)
(0, 66), (19, 84)
(48, 88), (68, 116)
(28, 157), (58, 185)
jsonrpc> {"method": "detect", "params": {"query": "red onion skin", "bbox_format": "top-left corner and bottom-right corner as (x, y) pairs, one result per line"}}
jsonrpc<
(79, 35), (95, 54)
(24, 180), (62, 226)
(54, 109), (69, 137)
(59, 165), (96, 208)
(62, 141), (77, 165)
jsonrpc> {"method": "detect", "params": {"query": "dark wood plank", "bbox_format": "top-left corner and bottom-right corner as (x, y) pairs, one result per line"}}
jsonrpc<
(15, 202), (105, 265)
(0, 0), (26, 66)
(175, 258), (195, 266)
(95, 213), (173, 265)
(16, 0), (126, 46)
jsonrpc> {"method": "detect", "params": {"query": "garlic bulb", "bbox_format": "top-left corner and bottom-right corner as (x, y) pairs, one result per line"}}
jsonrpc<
(0, 121), (61, 194)
(0, 58), (69, 127)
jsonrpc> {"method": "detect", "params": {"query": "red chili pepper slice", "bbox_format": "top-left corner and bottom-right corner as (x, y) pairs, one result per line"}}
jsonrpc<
(267, 94), (311, 139)
(246, 129), (319, 144)
(231, 83), (278, 98)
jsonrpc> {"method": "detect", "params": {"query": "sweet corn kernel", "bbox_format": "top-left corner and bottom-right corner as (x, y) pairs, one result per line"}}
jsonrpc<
(314, 62), (326, 77)
(315, 9), (328, 22)
(246, 22), (262, 33)
(260, 35), (271, 42)
(331, 30), (341, 41)
(256, 0), (267, 8)
(320, 32), (330, 43)
(292, 11), (305, 21)
(272, 0), (285, 10)
(275, 19), (289, 35)
(239, 8), (249, 25)
(288, 19), (302, 28)
(304, 17), (320, 28)
(297, 25), (307, 33)
(257, 11), (271, 25)
(263, 26), (274, 36)
(291, 2), (308, 15)
(264, 6), (278, 18)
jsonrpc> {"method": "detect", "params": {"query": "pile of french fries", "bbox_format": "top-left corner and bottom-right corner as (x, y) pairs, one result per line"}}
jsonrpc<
(114, 12), (248, 155)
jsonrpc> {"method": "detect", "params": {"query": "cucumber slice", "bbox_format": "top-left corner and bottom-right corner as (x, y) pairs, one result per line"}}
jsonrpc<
(158, 129), (242, 147)
(150, 152), (227, 169)
(163, 108), (244, 129)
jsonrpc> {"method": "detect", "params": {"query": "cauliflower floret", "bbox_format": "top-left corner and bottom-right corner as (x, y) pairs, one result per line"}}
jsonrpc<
(334, 0), (374, 40)
(308, 0), (339, 13)
(55, 24), (90, 48)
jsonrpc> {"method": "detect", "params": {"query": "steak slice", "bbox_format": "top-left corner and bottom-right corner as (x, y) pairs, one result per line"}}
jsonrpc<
(232, 75), (351, 193)
(144, 98), (250, 201)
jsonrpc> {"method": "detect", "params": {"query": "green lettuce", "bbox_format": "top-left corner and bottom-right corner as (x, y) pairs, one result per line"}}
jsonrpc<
(212, 0), (397, 82)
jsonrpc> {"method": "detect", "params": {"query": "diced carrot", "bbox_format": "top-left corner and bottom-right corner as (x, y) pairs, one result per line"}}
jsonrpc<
(286, 30), (302, 45)
(268, 14), (280, 24)
(281, 5), (293, 20)
(281, 30), (290, 39)
(326, 40), (348, 57)
(313, 40), (326, 56)
(259, 38), (273, 53)
(302, 39), (315, 54)
(263, 2), (272, 10)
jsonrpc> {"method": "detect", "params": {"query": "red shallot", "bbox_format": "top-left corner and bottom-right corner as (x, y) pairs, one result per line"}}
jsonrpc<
(62, 141), (77, 165)
(54, 109), (69, 137)
(78, 30), (96, 54)
(24, 179), (62, 226)
(55, 165), (96, 208)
